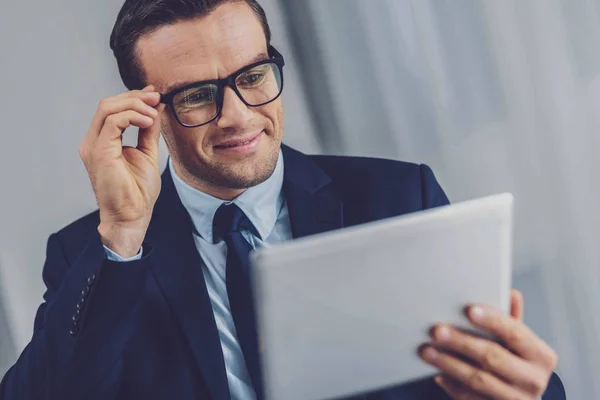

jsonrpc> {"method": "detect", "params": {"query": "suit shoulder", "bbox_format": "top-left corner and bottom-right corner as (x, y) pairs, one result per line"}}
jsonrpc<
(309, 154), (424, 186)
(307, 153), (449, 215)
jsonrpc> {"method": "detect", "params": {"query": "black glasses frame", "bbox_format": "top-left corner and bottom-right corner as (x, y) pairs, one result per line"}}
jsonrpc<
(159, 45), (285, 128)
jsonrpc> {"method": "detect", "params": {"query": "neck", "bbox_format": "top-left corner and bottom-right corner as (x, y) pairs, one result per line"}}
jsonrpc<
(171, 161), (246, 201)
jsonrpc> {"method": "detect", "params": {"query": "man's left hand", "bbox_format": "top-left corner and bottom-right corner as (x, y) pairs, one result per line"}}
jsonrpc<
(420, 290), (558, 399)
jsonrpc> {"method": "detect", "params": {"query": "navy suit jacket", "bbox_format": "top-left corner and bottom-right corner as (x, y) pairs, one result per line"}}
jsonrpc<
(1, 145), (565, 400)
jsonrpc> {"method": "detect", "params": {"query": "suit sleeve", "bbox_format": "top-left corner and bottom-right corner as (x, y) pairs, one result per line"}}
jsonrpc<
(0, 231), (151, 399)
(419, 164), (450, 209)
(542, 372), (566, 399)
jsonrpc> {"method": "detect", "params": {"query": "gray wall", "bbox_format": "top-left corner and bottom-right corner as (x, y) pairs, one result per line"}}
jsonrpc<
(0, 0), (126, 372)
(0, 0), (319, 375)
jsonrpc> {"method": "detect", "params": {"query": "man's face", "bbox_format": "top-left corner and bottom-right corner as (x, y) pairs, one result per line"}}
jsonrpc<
(137, 2), (283, 193)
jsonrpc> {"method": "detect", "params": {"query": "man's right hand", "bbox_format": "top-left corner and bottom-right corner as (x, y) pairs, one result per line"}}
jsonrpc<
(79, 86), (165, 258)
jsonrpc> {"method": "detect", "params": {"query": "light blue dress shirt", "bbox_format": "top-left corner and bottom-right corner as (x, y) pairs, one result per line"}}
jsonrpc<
(105, 151), (292, 400)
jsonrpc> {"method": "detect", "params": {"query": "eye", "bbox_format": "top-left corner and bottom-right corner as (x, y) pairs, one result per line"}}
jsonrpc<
(173, 85), (218, 111)
(180, 87), (215, 108)
(240, 73), (264, 85)
(237, 65), (270, 88)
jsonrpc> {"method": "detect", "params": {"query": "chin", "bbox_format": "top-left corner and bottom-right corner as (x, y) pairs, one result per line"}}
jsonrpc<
(190, 144), (280, 190)
(210, 163), (276, 190)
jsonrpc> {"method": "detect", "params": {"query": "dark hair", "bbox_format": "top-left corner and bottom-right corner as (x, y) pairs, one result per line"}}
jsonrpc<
(109, 0), (272, 90)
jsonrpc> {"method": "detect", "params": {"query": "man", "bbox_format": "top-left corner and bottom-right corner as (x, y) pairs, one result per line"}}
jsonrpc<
(1, 0), (565, 399)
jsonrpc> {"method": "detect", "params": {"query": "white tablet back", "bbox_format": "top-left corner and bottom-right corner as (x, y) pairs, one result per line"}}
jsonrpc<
(251, 193), (513, 400)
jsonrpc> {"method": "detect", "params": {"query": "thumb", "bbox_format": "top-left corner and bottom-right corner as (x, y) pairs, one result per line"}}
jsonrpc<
(510, 289), (524, 321)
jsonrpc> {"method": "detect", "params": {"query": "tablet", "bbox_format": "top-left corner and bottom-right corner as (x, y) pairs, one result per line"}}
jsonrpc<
(250, 193), (513, 400)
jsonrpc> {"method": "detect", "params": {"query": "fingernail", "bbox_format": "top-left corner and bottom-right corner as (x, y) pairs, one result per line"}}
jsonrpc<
(435, 326), (451, 342)
(421, 346), (438, 361)
(434, 376), (444, 386)
(470, 306), (486, 321)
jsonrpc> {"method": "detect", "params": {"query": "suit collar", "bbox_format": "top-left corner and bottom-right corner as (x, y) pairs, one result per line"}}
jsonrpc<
(154, 145), (339, 228)
(166, 152), (285, 243)
(280, 145), (345, 239)
(280, 144), (332, 194)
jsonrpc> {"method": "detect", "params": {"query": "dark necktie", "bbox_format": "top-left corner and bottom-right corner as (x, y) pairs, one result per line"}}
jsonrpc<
(213, 203), (262, 399)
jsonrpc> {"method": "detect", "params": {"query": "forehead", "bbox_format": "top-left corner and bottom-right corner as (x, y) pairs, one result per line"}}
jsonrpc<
(137, 2), (268, 93)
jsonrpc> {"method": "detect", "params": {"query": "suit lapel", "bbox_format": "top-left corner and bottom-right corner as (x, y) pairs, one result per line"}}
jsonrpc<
(281, 145), (345, 238)
(145, 171), (230, 400)
(284, 183), (345, 239)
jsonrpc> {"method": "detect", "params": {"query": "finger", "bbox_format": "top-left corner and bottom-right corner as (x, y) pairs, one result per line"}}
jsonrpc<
(434, 375), (487, 400)
(137, 103), (165, 158)
(136, 85), (162, 157)
(88, 89), (161, 137)
(132, 86), (161, 106)
(420, 346), (530, 400)
(431, 325), (551, 394)
(511, 290), (524, 321)
(103, 96), (159, 119)
(115, 85), (154, 98)
(467, 305), (558, 369)
(98, 110), (155, 142)
(89, 96), (159, 140)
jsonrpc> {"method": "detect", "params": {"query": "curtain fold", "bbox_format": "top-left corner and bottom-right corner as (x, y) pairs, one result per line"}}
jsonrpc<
(281, 0), (600, 398)
(0, 275), (16, 377)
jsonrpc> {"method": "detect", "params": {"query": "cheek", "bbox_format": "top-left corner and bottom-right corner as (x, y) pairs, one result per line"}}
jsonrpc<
(263, 102), (284, 137)
(161, 116), (210, 153)
(276, 107), (284, 135)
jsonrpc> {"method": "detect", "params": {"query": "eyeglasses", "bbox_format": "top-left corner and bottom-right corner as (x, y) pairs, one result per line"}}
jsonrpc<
(160, 46), (285, 128)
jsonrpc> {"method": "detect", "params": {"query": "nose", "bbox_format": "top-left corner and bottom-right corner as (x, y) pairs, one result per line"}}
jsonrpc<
(216, 86), (252, 130)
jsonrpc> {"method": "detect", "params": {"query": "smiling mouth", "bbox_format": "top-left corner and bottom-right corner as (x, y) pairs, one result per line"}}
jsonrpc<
(215, 137), (256, 149)
(213, 131), (264, 149)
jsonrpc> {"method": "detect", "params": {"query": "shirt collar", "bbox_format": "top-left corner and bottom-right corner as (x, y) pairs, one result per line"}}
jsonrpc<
(169, 150), (285, 244)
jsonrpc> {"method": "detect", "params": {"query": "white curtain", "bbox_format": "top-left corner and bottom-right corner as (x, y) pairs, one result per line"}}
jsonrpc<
(287, 0), (600, 398)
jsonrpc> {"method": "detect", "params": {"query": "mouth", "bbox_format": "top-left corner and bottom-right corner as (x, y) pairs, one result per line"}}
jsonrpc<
(213, 131), (264, 154)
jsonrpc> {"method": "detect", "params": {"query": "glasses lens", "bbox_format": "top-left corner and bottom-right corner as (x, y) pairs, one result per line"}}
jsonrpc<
(172, 83), (219, 126)
(235, 62), (282, 106)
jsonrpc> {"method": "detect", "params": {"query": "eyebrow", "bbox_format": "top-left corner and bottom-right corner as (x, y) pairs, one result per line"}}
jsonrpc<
(164, 51), (270, 94)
